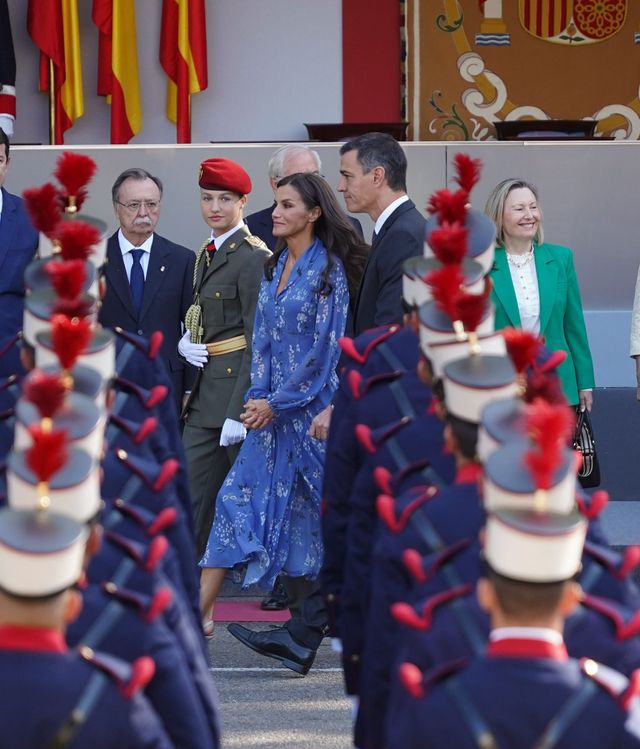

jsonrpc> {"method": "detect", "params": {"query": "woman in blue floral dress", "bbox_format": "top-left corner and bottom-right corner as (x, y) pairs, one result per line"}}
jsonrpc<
(199, 172), (368, 619)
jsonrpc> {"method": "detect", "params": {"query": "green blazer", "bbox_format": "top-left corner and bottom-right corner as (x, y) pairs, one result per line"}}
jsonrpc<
(490, 243), (595, 406)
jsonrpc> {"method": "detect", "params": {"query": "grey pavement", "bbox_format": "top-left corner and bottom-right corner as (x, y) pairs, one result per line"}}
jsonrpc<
(208, 621), (353, 749)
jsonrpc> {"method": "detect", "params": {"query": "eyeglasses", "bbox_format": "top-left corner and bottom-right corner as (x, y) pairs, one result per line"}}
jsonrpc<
(115, 200), (161, 213)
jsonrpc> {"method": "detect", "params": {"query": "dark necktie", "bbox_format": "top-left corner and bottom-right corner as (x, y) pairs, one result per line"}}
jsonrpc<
(129, 248), (145, 316)
(372, 229), (379, 245)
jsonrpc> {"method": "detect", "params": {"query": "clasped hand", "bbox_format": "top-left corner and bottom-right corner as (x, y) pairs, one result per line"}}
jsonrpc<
(241, 398), (274, 430)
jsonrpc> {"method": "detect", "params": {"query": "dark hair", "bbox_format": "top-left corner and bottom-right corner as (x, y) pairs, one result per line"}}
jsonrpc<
(265, 172), (368, 301)
(111, 168), (163, 203)
(487, 567), (568, 620)
(445, 413), (479, 461)
(340, 132), (407, 192)
(0, 127), (8, 159)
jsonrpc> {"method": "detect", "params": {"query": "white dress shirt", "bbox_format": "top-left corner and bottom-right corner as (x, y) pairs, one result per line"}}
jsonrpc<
(118, 229), (153, 281)
(211, 220), (245, 249)
(507, 249), (540, 334)
(374, 195), (409, 236)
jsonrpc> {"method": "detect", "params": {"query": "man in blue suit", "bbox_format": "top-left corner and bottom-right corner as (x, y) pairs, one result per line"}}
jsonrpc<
(0, 128), (38, 374)
(99, 168), (196, 412)
(338, 132), (425, 336)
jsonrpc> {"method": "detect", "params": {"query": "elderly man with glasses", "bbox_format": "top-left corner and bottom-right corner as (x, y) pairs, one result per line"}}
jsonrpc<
(99, 167), (196, 412)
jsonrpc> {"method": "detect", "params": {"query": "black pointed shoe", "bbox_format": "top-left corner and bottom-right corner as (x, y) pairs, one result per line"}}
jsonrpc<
(227, 623), (316, 675)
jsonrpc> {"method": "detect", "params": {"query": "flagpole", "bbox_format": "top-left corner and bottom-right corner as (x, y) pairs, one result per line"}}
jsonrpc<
(48, 59), (56, 145)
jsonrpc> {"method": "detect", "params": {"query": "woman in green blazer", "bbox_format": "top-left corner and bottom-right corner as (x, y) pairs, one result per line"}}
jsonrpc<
(485, 178), (595, 410)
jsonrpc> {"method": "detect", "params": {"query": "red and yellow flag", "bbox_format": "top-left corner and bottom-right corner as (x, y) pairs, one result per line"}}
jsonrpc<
(92, 0), (142, 144)
(27, 0), (83, 144)
(159, 0), (208, 143)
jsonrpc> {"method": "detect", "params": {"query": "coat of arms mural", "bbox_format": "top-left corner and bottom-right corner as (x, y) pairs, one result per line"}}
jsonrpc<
(403, 0), (640, 139)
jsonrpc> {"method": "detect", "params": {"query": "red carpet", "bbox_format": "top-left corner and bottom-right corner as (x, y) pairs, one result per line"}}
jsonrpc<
(213, 599), (291, 622)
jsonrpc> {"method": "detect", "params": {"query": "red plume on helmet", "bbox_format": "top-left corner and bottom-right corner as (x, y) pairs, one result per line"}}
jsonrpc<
(426, 221), (468, 265)
(26, 424), (68, 483)
(426, 264), (465, 320)
(54, 152), (97, 213)
(502, 328), (542, 374)
(56, 221), (100, 261)
(22, 183), (62, 237)
(523, 398), (575, 490)
(426, 153), (483, 222)
(23, 370), (67, 419)
(51, 314), (93, 370)
(45, 260), (87, 300)
(452, 153), (482, 195)
(427, 189), (468, 223)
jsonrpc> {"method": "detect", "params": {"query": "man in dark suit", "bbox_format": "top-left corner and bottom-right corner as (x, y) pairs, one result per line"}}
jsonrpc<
(99, 168), (195, 412)
(0, 127), (38, 375)
(338, 132), (425, 336)
(246, 144), (363, 250)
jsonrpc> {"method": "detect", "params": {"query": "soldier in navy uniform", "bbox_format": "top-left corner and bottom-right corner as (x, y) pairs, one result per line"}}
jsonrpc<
(0, 503), (174, 748)
(389, 506), (640, 749)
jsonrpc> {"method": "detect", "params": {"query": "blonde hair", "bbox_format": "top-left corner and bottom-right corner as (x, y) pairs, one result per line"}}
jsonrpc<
(484, 178), (544, 246)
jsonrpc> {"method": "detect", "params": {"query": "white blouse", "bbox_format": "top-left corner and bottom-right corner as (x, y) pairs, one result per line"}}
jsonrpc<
(507, 250), (540, 334)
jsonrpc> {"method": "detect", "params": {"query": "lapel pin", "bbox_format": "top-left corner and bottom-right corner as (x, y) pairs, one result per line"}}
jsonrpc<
(230, 243), (236, 249)
(160, 265), (166, 272)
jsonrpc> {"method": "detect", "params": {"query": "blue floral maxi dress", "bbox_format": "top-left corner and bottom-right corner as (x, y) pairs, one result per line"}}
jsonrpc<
(199, 239), (349, 590)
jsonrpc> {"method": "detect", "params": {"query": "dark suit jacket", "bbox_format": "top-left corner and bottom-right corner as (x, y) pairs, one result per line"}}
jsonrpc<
(350, 198), (425, 336)
(99, 231), (196, 409)
(0, 188), (38, 341)
(246, 203), (364, 250)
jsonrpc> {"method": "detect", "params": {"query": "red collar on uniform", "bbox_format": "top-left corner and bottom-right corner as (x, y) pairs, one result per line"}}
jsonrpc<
(487, 637), (568, 661)
(455, 463), (483, 485)
(0, 625), (68, 653)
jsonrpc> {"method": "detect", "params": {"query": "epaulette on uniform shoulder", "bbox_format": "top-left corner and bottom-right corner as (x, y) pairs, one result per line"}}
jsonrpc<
(113, 327), (163, 361)
(115, 449), (179, 491)
(105, 529), (169, 572)
(398, 658), (468, 700)
(376, 485), (438, 533)
(246, 234), (267, 249)
(339, 324), (401, 365)
(576, 490), (609, 520)
(111, 498), (178, 536)
(391, 584), (473, 631)
(580, 658), (630, 701)
(584, 541), (640, 580)
(355, 416), (411, 454)
(80, 647), (156, 699)
(580, 594), (640, 641)
(102, 580), (173, 623)
(404, 537), (474, 584)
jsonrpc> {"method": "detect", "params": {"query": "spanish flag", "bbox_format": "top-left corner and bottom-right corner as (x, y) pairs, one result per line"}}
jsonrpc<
(0, 0), (16, 136)
(27, 0), (84, 144)
(92, 0), (142, 144)
(159, 0), (208, 143)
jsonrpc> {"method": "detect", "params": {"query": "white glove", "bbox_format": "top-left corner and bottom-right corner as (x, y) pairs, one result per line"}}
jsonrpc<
(220, 418), (247, 447)
(178, 330), (208, 368)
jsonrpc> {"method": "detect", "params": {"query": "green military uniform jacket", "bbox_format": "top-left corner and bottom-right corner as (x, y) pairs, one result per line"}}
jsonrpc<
(490, 242), (595, 406)
(184, 225), (270, 428)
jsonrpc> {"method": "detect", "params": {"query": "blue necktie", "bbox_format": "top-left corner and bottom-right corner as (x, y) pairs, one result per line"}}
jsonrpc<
(129, 248), (145, 316)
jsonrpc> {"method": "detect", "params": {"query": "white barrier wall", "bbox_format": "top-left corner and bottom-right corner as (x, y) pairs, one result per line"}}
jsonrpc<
(4, 141), (636, 386)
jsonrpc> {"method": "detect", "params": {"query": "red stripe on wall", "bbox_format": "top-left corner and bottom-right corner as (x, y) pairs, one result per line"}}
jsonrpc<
(342, 0), (401, 122)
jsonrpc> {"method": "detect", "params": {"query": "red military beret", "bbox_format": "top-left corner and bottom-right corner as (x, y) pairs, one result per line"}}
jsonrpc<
(198, 158), (252, 195)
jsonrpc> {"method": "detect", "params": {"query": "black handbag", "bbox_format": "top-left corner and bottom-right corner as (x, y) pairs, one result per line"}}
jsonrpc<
(573, 408), (601, 488)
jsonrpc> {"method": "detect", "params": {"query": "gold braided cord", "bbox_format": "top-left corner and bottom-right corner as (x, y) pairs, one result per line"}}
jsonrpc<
(185, 240), (210, 344)
(193, 239), (210, 288)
